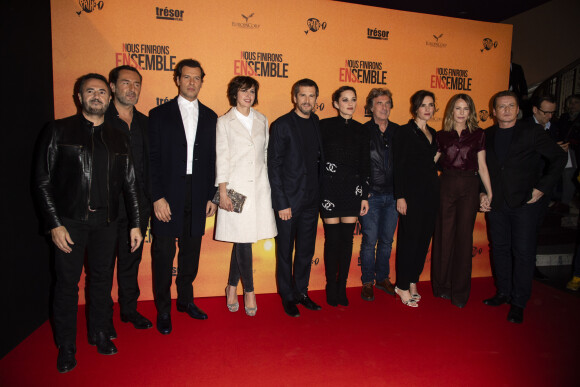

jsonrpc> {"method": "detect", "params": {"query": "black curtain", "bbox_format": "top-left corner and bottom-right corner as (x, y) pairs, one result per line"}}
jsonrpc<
(0, 0), (54, 358)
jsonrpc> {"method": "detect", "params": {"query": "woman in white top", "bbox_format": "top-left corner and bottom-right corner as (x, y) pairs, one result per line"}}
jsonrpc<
(215, 76), (277, 316)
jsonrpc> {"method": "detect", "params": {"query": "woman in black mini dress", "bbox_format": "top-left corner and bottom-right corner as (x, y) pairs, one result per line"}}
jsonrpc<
(319, 86), (370, 306)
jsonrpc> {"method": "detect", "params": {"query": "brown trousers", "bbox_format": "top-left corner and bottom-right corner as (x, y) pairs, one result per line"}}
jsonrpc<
(431, 170), (480, 305)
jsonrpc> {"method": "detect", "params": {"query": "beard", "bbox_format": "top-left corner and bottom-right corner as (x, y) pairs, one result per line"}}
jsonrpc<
(115, 92), (138, 107)
(297, 103), (313, 116)
(82, 98), (108, 116)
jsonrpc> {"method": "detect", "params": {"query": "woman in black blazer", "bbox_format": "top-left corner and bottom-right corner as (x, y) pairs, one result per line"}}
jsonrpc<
(393, 90), (439, 307)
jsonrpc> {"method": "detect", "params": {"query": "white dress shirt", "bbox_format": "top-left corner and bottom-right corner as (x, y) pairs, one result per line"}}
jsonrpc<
(178, 95), (199, 174)
(234, 107), (254, 135)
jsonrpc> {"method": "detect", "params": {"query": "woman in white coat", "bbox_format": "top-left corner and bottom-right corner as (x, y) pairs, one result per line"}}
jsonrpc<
(215, 76), (277, 316)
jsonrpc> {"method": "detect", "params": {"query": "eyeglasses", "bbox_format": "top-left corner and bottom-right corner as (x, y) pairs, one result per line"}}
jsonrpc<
(538, 108), (557, 115)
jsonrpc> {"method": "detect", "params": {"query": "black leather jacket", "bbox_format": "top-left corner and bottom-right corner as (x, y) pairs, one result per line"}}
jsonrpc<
(365, 118), (399, 195)
(35, 114), (140, 231)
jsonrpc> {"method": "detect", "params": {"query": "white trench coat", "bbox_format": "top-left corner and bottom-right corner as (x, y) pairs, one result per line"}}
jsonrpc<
(214, 108), (277, 243)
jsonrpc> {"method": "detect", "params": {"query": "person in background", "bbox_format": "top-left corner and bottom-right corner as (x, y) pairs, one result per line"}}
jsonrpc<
(215, 76), (277, 316)
(319, 86), (369, 306)
(432, 93), (492, 308)
(393, 90), (439, 308)
(528, 94), (570, 281)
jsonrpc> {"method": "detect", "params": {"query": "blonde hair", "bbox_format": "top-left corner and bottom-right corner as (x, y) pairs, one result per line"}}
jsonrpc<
(443, 94), (479, 132)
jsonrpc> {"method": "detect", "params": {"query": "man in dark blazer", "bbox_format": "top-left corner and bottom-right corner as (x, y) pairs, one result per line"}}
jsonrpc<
(480, 91), (566, 324)
(105, 65), (153, 332)
(268, 78), (324, 317)
(149, 59), (217, 334)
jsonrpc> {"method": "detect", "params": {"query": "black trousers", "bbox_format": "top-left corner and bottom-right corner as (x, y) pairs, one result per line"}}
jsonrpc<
(395, 190), (439, 291)
(113, 204), (150, 316)
(487, 201), (540, 308)
(275, 198), (319, 302)
(152, 177), (202, 314)
(431, 171), (479, 305)
(53, 211), (117, 346)
(228, 243), (254, 292)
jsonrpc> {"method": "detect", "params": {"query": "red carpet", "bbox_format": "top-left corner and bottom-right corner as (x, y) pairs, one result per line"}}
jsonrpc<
(1, 278), (578, 386)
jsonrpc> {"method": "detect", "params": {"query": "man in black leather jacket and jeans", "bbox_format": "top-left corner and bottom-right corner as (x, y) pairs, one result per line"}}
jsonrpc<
(359, 88), (400, 301)
(34, 73), (143, 373)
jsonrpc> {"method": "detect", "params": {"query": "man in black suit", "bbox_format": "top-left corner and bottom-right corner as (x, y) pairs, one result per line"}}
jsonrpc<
(480, 91), (566, 324)
(105, 65), (153, 332)
(268, 79), (324, 317)
(149, 59), (217, 334)
(528, 95), (571, 280)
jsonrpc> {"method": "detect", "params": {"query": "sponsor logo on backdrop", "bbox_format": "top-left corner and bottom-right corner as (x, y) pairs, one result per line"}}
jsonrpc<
(234, 51), (289, 78)
(430, 67), (473, 91)
(76, 0), (104, 16)
(472, 246), (483, 257)
(481, 38), (498, 53)
(305, 18), (327, 35)
(432, 106), (442, 123)
(426, 33), (447, 48)
(232, 12), (260, 29)
(156, 97), (172, 106)
(479, 110), (490, 122)
(155, 6), (184, 21)
(115, 43), (176, 72)
(339, 59), (387, 85)
(314, 102), (325, 112)
(367, 28), (389, 40)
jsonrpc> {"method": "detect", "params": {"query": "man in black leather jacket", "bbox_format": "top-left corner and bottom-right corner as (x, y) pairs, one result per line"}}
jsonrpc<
(34, 73), (142, 373)
(359, 88), (400, 301)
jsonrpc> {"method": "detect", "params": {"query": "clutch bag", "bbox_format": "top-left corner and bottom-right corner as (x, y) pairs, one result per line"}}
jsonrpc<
(212, 188), (247, 213)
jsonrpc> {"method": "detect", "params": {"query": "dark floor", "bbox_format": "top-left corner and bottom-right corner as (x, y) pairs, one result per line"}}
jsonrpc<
(535, 203), (579, 297)
(534, 264), (580, 298)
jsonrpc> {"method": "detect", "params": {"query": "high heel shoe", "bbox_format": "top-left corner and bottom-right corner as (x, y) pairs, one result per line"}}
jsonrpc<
(410, 282), (421, 301)
(225, 285), (239, 312)
(244, 291), (257, 317)
(395, 286), (418, 308)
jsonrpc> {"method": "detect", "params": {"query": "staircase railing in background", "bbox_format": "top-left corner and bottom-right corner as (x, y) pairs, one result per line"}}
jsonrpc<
(530, 58), (580, 114)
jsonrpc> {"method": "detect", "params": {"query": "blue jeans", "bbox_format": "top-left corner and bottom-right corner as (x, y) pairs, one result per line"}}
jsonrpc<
(359, 193), (399, 284)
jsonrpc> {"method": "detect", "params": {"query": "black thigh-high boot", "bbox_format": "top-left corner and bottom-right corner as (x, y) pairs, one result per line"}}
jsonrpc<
(323, 223), (341, 306)
(337, 222), (356, 306)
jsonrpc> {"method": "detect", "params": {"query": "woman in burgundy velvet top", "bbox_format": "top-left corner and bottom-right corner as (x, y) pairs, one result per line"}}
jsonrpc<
(432, 93), (492, 308)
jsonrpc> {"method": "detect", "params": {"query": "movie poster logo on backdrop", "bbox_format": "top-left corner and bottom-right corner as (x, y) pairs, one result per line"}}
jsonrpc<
(114, 43), (177, 72)
(232, 12), (260, 29)
(367, 28), (389, 40)
(426, 33), (447, 48)
(155, 6), (184, 21)
(481, 38), (498, 53)
(76, 0), (104, 16)
(479, 110), (490, 122)
(305, 18), (327, 35)
(339, 59), (387, 85)
(233, 51), (289, 78)
(430, 67), (473, 91)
